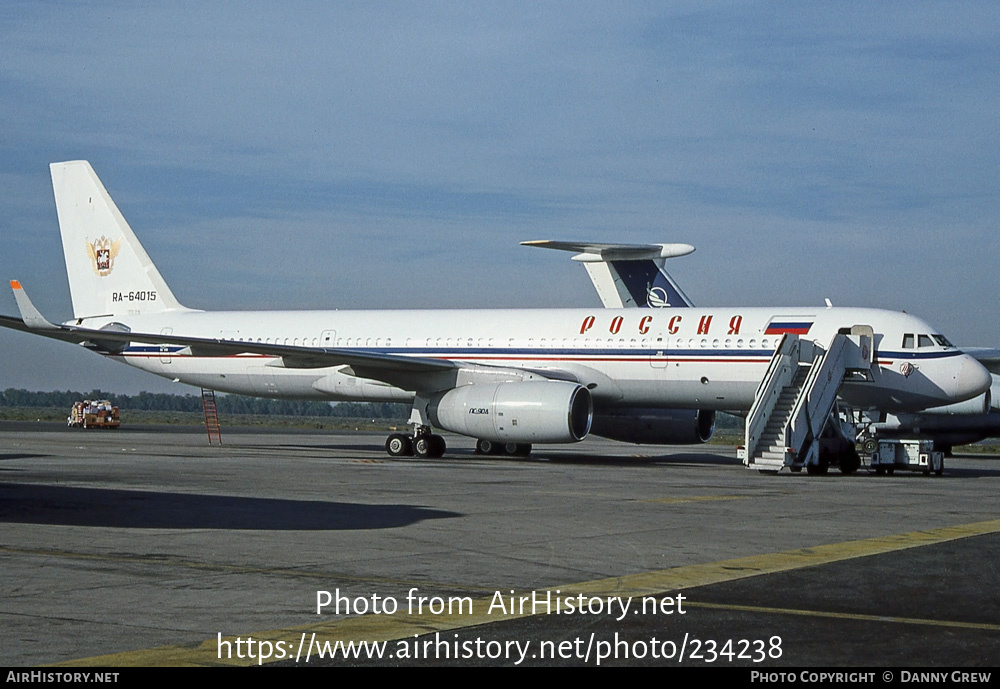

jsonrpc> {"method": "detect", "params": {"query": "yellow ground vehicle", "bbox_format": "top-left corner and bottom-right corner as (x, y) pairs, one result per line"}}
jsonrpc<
(68, 400), (121, 429)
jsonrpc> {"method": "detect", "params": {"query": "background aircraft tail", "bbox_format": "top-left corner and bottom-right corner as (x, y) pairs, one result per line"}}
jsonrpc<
(522, 240), (696, 308)
(595, 258), (695, 308)
(50, 161), (188, 321)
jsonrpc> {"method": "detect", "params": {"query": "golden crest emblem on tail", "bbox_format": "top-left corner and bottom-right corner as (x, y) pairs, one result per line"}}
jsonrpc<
(86, 236), (122, 276)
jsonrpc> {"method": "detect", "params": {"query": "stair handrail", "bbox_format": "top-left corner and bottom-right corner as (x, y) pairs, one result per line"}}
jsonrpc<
(787, 334), (851, 457)
(743, 333), (800, 464)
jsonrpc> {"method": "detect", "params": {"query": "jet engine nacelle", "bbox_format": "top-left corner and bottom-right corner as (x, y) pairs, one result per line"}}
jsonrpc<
(84, 322), (132, 355)
(428, 381), (592, 443)
(917, 390), (991, 416)
(590, 408), (716, 444)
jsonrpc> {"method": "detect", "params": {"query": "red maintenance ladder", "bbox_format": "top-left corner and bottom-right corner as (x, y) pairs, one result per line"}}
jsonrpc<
(201, 388), (222, 445)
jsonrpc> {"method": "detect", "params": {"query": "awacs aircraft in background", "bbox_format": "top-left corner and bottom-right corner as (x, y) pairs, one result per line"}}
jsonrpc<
(532, 241), (1000, 457)
(0, 161), (992, 473)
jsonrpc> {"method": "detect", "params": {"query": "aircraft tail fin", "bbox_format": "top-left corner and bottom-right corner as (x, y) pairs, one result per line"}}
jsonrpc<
(50, 160), (188, 322)
(595, 259), (695, 308)
(522, 240), (696, 308)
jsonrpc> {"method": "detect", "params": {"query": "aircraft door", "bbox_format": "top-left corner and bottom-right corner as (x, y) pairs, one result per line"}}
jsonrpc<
(852, 324), (875, 360)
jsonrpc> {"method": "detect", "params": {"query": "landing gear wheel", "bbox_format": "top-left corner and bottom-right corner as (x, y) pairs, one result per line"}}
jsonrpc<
(413, 435), (431, 458)
(429, 434), (446, 458)
(414, 434), (446, 459)
(476, 439), (500, 455)
(504, 443), (532, 456)
(385, 433), (413, 457)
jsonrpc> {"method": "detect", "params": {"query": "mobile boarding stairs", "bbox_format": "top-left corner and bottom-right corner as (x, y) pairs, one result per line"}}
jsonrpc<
(738, 327), (874, 474)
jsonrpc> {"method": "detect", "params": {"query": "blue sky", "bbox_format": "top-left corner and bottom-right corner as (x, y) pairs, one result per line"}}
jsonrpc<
(1, 2), (998, 393)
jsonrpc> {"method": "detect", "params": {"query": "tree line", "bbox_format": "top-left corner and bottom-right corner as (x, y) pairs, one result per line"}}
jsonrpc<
(0, 388), (408, 419)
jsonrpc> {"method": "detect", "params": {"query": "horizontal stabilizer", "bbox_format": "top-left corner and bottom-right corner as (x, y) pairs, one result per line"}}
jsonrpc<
(522, 240), (695, 262)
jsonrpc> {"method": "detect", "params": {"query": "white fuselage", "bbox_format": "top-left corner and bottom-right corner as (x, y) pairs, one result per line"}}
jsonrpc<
(86, 305), (987, 415)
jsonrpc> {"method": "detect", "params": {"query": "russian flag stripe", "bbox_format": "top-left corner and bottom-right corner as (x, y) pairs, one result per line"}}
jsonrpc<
(765, 321), (813, 335)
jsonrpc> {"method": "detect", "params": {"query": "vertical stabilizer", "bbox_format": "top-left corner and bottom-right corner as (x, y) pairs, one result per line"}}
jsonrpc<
(50, 161), (187, 320)
(521, 240), (696, 308)
(600, 259), (695, 308)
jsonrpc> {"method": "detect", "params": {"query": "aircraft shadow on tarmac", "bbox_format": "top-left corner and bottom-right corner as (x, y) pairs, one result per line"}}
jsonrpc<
(438, 449), (1000, 476)
(534, 451), (736, 467)
(260, 443), (396, 453)
(0, 483), (459, 530)
(227, 445), (1000, 475)
(0, 453), (49, 463)
(269, 443), (740, 467)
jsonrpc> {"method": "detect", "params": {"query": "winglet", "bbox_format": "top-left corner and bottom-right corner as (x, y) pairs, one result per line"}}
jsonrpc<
(10, 280), (59, 330)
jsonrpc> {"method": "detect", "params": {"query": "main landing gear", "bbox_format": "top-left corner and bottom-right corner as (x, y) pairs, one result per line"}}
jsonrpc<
(383, 430), (532, 459)
(385, 427), (446, 458)
(474, 439), (532, 457)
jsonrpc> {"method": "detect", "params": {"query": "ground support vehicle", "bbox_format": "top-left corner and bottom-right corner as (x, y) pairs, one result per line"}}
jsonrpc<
(67, 400), (121, 429)
(868, 438), (943, 475)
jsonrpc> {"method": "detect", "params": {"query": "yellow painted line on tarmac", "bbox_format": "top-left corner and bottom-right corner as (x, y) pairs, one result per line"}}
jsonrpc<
(54, 518), (1000, 667)
(685, 602), (1000, 632)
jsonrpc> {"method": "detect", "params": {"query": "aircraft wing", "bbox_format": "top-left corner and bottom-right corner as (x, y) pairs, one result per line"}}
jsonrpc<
(0, 313), (100, 344)
(4, 280), (591, 392)
(5, 281), (454, 374)
(964, 348), (1000, 376)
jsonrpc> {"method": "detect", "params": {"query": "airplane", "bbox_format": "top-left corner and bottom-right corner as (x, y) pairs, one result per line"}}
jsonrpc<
(0, 161), (992, 466)
(533, 241), (1000, 456)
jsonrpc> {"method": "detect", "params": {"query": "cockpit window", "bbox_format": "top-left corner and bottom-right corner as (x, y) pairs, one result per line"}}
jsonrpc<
(902, 334), (914, 349)
(932, 334), (953, 348)
(918, 334), (933, 348)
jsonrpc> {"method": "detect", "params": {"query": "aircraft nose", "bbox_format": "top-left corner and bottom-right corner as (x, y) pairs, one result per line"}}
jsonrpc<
(954, 355), (992, 401)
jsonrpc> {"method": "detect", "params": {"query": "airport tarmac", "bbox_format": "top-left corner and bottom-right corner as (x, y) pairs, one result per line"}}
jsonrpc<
(1, 422), (998, 667)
